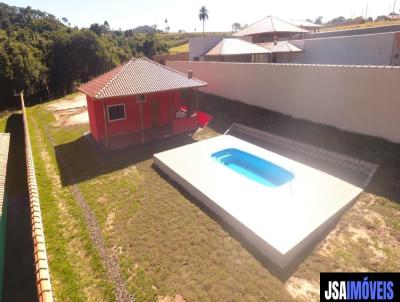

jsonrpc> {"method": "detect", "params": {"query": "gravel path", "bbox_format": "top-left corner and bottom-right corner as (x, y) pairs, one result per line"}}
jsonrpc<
(31, 112), (134, 302)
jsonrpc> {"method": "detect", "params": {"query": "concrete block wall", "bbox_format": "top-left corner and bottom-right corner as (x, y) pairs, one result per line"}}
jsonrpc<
(167, 61), (400, 143)
(21, 96), (53, 302)
(290, 32), (398, 66)
(153, 52), (189, 65)
(189, 35), (225, 60)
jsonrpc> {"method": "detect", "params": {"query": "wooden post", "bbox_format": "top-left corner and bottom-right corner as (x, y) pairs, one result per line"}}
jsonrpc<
(139, 100), (145, 144)
(195, 88), (199, 112)
(102, 100), (110, 149)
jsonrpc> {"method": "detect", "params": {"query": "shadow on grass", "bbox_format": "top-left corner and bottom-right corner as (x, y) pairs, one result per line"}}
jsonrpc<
(3, 114), (37, 302)
(54, 133), (195, 186)
(52, 92), (400, 281)
(198, 92), (400, 204)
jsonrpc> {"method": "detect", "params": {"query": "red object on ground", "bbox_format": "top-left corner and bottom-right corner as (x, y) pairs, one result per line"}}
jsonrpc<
(197, 111), (213, 128)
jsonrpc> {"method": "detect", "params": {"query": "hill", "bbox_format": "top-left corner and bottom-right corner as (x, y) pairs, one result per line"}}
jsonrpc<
(0, 2), (185, 108)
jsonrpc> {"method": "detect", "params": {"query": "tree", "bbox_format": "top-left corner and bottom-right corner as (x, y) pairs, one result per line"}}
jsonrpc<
(315, 16), (323, 25)
(198, 6), (209, 34)
(164, 18), (170, 32)
(232, 22), (241, 32)
(90, 23), (103, 35)
(103, 20), (110, 32)
(61, 17), (68, 24)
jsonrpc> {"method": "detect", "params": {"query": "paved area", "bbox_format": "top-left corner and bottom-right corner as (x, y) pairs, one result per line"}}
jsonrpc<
(46, 94), (88, 127)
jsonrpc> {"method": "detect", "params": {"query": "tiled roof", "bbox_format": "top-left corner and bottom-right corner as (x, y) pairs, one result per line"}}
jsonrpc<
(79, 58), (207, 99)
(206, 38), (271, 56)
(233, 16), (308, 37)
(258, 41), (304, 53)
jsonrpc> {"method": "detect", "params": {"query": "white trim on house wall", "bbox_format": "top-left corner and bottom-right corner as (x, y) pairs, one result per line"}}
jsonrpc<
(107, 103), (126, 122)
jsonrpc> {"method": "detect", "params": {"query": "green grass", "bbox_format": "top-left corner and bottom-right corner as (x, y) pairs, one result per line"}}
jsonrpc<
(169, 43), (189, 54)
(23, 93), (400, 301)
(26, 107), (116, 302)
(0, 111), (11, 132)
(321, 19), (400, 31)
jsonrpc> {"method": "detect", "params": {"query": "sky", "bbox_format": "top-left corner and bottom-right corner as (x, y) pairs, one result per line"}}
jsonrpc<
(3, 0), (399, 32)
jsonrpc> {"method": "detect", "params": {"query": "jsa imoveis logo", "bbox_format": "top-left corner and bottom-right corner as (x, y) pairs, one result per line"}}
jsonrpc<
(320, 272), (399, 301)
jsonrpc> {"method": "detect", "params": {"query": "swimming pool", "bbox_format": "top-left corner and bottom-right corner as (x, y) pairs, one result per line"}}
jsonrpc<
(153, 131), (376, 270)
(212, 148), (294, 187)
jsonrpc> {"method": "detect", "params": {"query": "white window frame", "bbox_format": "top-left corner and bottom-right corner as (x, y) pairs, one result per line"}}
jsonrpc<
(137, 94), (147, 103)
(107, 103), (126, 122)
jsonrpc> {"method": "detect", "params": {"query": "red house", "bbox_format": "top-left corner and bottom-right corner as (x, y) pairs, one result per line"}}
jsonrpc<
(78, 58), (209, 150)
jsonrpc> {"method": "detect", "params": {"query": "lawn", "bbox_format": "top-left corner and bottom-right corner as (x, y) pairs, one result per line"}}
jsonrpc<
(321, 20), (400, 31)
(19, 92), (400, 301)
(169, 43), (189, 54)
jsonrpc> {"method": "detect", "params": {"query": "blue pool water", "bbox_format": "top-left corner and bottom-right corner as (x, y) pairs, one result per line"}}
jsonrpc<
(212, 148), (294, 187)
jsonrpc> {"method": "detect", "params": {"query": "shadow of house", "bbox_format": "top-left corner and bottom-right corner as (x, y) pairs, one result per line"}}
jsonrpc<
(54, 133), (195, 187)
(3, 114), (37, 302)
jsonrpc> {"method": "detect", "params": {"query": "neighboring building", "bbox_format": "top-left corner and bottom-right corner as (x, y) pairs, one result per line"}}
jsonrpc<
(290, 31), (400, 66)
(78, 58), (209, 150)
(232, 16), (308, 43)
(189, 35), (227, 61)
(289, 19), (321, 33)
(258, 41), (303, 63)
(204, 38), (271, 62)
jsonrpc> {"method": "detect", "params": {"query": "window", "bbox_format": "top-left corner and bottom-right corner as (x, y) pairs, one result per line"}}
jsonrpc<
(137, 94), (146, 103)
(107, 104), (126, 121)
(180, 89), (190, 99)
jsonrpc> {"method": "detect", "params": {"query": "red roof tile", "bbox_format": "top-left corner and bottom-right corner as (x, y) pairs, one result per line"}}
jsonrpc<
(78, 58), (207, 99)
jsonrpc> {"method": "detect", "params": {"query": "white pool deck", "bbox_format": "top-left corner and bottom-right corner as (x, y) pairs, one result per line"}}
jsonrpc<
(153, 133), (377, 269)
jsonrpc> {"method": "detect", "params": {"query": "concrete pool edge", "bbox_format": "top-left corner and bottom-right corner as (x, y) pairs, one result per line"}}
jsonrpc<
(153, 126), (378, 273)
(154, 155), (360, 272)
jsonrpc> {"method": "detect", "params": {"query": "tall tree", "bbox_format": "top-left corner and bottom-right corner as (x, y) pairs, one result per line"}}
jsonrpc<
(198, 6), (209, 34)
(315, 16), (323, 25)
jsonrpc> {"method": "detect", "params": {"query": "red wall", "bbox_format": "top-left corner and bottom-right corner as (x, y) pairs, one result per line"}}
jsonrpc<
(87, 90), (186, 141)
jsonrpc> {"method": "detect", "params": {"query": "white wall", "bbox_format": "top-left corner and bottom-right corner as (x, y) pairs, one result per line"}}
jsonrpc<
(290, 32), (396, 66)
(167, 61), (400, 143)
(189, 35), (225, 60)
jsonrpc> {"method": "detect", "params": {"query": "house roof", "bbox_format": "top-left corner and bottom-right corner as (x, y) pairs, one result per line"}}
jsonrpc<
(206, 38), (271, 56)
(258, 41), (303, 53)
(233, 16), (308, 37)
(78, 57), (207, 100)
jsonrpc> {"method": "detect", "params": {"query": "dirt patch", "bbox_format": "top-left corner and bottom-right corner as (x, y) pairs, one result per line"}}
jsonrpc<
(286, 277), (319, 301)
(158, 294), (186, 302)
(46, 93), (89, 126)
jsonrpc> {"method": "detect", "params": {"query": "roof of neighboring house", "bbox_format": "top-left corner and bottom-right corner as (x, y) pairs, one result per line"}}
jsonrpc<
(206, 38), (271, 56)
(78, 57), (207, 100)
(258, 41), (304, 53)
(233, 16), (308, 37)
(289, 19), (321, 28)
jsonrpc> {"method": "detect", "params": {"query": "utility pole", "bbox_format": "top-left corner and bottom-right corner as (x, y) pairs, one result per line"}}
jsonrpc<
(14, 90), (25, 108)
